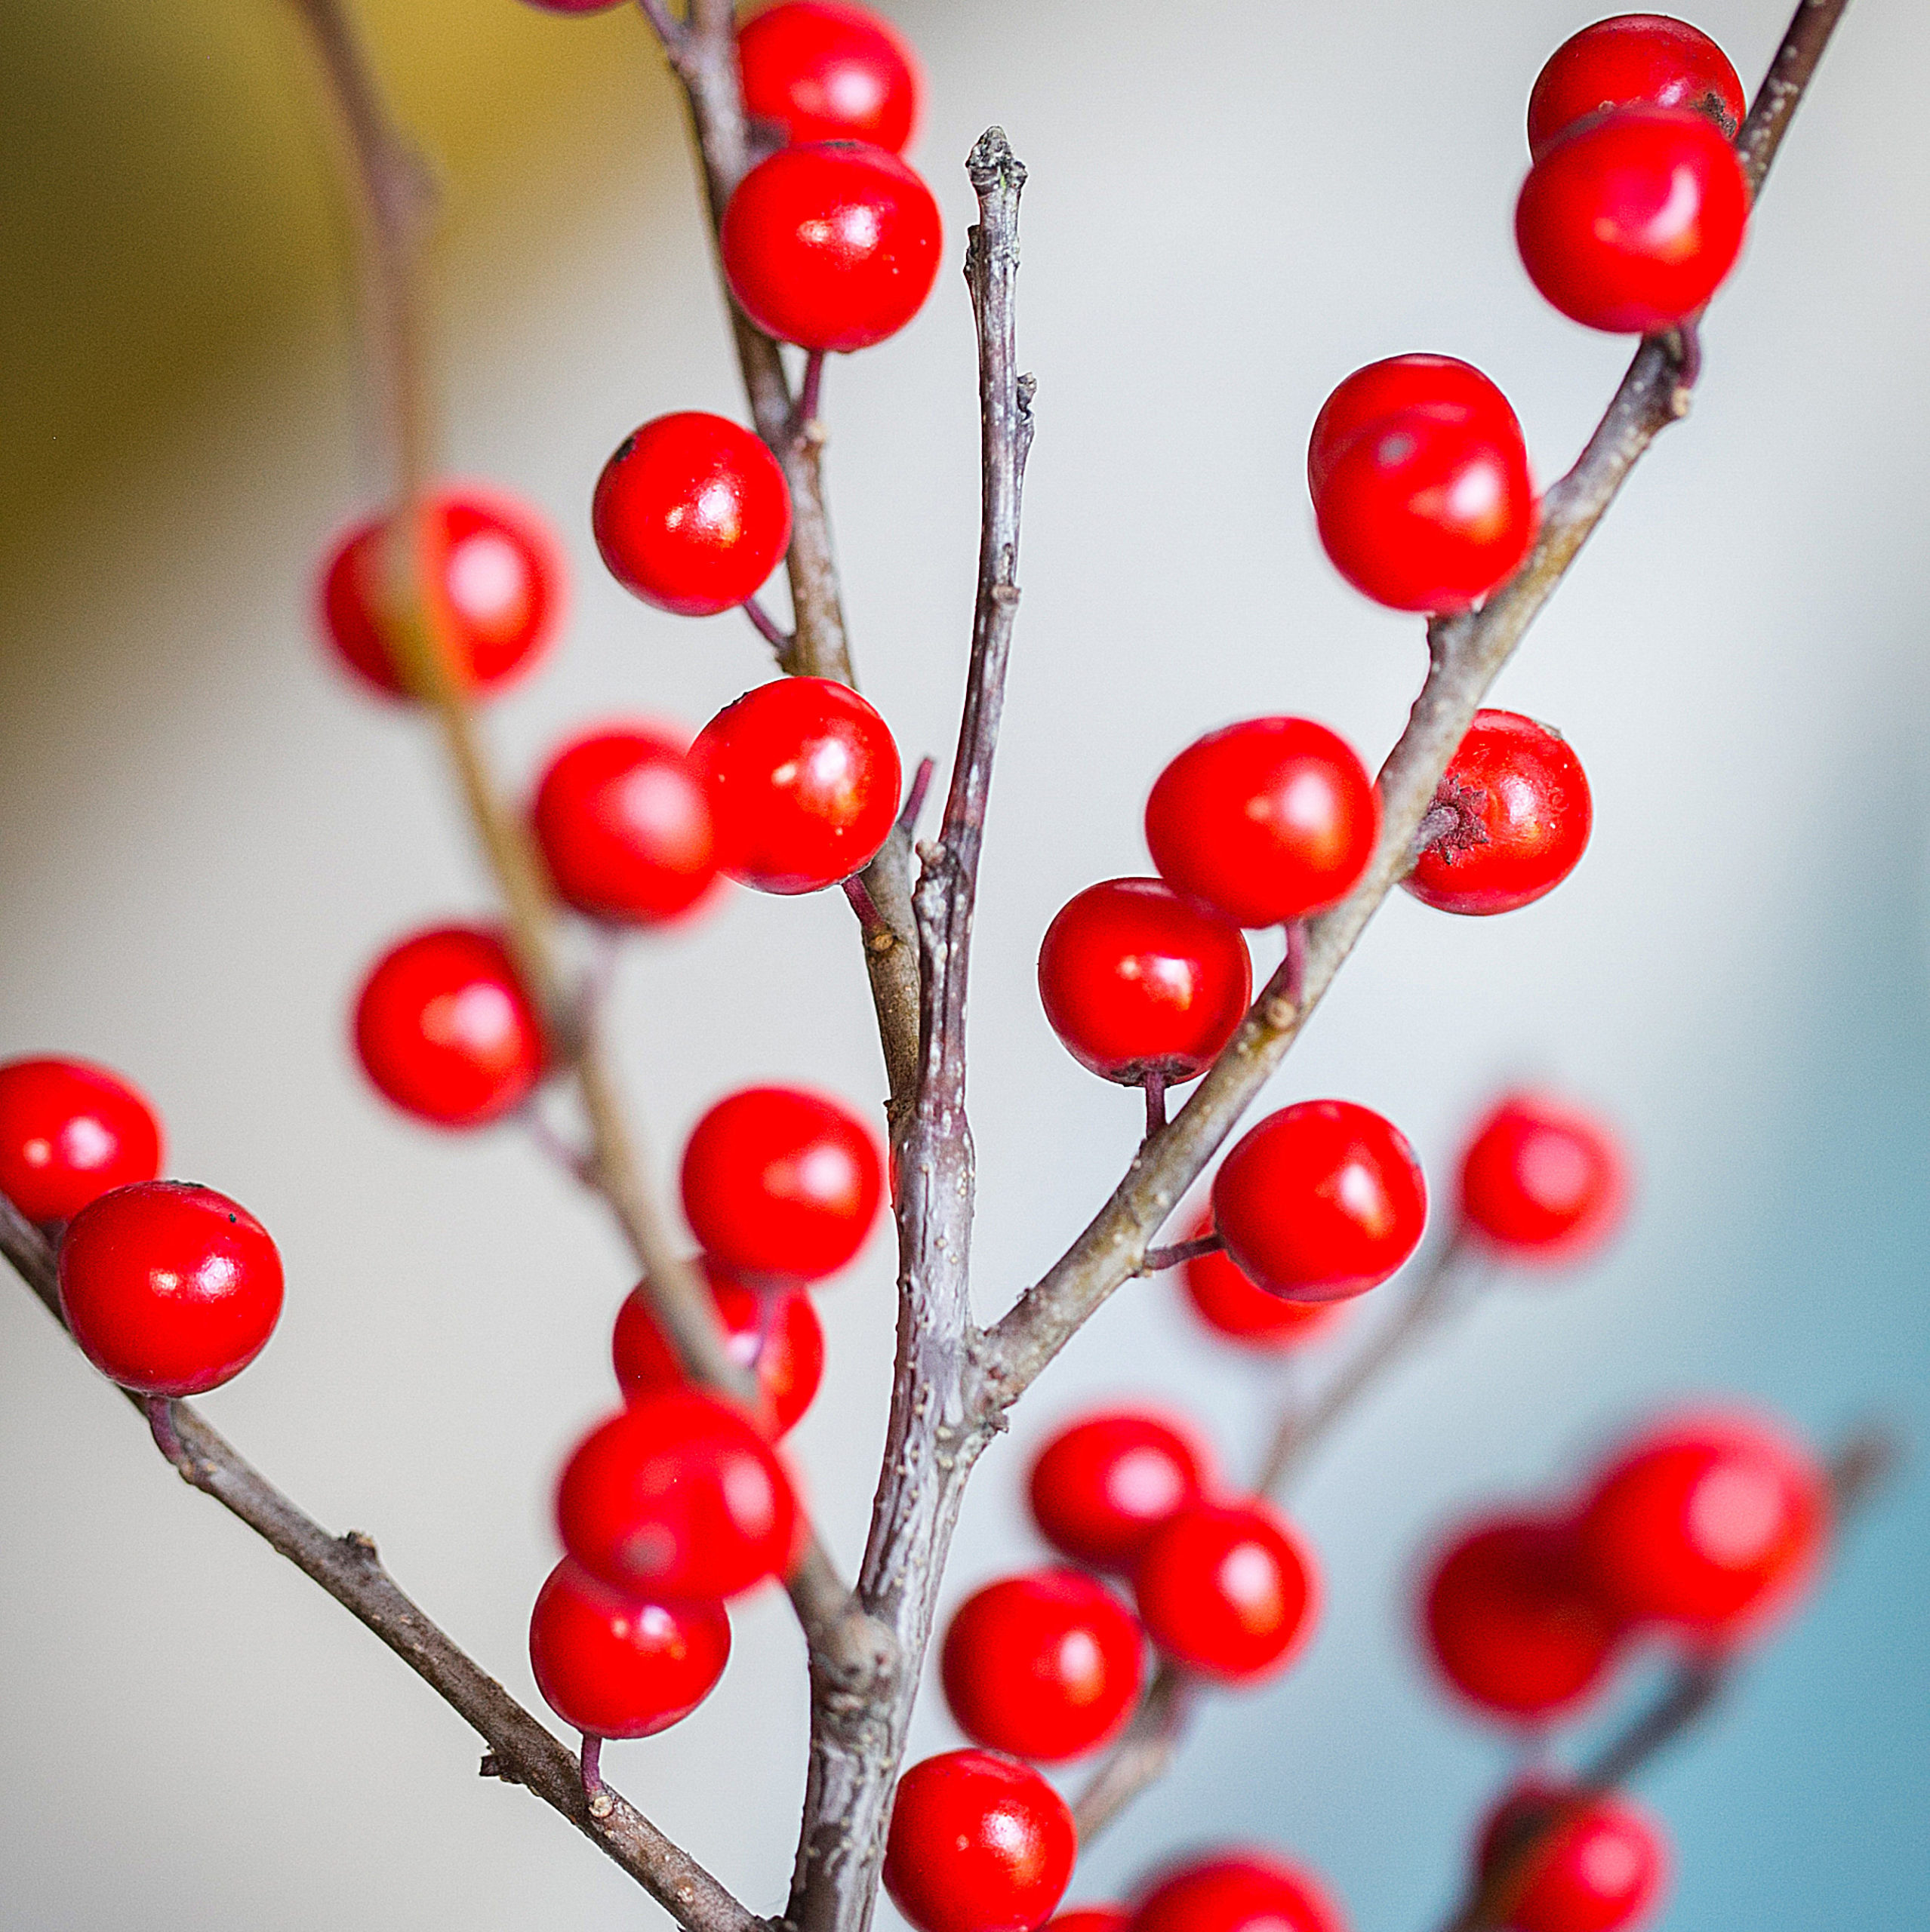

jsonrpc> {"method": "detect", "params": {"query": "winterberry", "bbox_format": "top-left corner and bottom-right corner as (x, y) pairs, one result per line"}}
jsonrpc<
(738, 2), (922, 152)
(1028, 1410), (1213, 1573)
(1129, 1850), (1348, 1932)
(1047, 1912), (1131, 1932)
(1528, 14), (1745, 162)
(519, 0), (627, 12)
(1460, 1093), (1628, 1264)
(1478, 1781), (1669, 1932)
(0, 1057), (164, 1225)
(1307, 353), (1524, 499)
(1178, 1209), (1347, 1352)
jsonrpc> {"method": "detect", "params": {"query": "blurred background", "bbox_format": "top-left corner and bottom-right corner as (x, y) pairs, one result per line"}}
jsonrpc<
(2, 0), (1926, 1927)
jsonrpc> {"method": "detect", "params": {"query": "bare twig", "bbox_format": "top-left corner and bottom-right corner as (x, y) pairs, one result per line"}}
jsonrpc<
(1071, 1665), (1198, 1841)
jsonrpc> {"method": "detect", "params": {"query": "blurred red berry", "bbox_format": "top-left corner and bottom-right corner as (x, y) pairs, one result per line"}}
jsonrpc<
(1307, 353), (1524, 499)
(519, 0), (627, 11)
(1528, 14), (1744, 161)
(1046, 1911), (1131, 1932)
(1477, 1780), (1670, 1932)
(1029, 1410), (1214, 1573)
(1178, 1209), (1347, 1351)
(738, 2), (922, 152)
(1130, 1850), (1349, 1932)
(1460, 1094), (1628, 1264)
(0, 1057), (163, 1225)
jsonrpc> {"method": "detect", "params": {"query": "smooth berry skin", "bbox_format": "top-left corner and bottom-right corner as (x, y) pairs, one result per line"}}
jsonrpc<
(1037, 879), (1252, 1085)
(1315, 412), (1538, 614)
(721, 141), (943, 352)
(940, 1569), (1146, 1763)
(692, 677), (902, 894)
(1145, 718), (1380, 930)
(319, 490), (562, 700)
(1179, 1210), (1347, 1352)
(1213, 1100), (1427, 1304)
(57, 1182), (284, 1397)
(0, 1057), (164, 1225)
(593, 413), (792, 618)
(1479, 1781), (1670, 1932)
(353, 926), (544, 1131)
(882, 1749), (1076, 1932)
(738, 2), (922, 152)
(1307, 354), (1524, 500)
(1460, 1094), (1629, 1265)
(1047, 1912), (1131, 1932)
(1576, 1411), (1830, 1642)
(534, 726), (720, 927)
(556, 1391), (799, 1601)
(1422, 1514), (1626, 1723)
(528, 1559), (731, 1740)
(612, 1259), (826, 1438)
(1028, 1411), (1214, 1574)
(680, 1086), (882, 1283)
(1130, 1850), (1349, 1932)
(1528, 15), (1745, 162)
(1406, 711), (1592, 916)
(1516, 106), (1749, 334)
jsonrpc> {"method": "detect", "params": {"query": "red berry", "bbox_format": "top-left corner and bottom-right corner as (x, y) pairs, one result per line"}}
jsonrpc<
(1516, 106), (1749, 334)
(680, 1085), (882, 1283)
(528, 1558), (731, 1739)
(353, 925), (545, 1131)
(519, 0), (627, 11)
(721, 140), (943, 352)
(1130, 1850), (1348, 1932)
(1576, 1411), (1830, 1641)
(1145, 718), (1380, 929)
(612, 1260), (826, 1438)
(555, 1391), (799, 1601)
(1460, 1093), (1628, 1264)
(941, 1569), (1145, 1763)
(882, 1749), (1076, 1932)
(1028, 1411), (1213, 1574)
(1307, 354), (1524, 500)
(1213, 1100), (1427, 1303)
(1048, 1913), (1131, 1932)
(593, 413), (792, 617)
(1528, 14), (1745, 162)
(1314, 411), (1538, 614)
(57, 1181), (284, 1397)
(1478, 1780), (1670, 1932)
(1179, 1209), (1347, 1352)
(738, 2), (922, 152)
(0, 1057), (164, 1224)
(1405, 711), (1592, 916)
(319, 489), (562, 700)
(692, 676), (902, 894)
(533, 725), (720, 926)
(1036, 879), (1252, 1085)
(1421, 1513), (1625, 1723)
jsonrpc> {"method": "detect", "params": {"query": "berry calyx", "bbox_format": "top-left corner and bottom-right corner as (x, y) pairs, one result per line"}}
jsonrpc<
(555, 1391), (799, 1601)
(527, 1558), (731, 1740)
(1145, 718), (1380, 929)
(319, 489), (562, 700)
(1516, 106), (1749, 334)
(1028, 1410), (1214, 1573)
(57, 1181), (284, 1397)
(737, 2), (923, 152)
(1528, 15), (1745, 162)
(1477, 1780), (1670, 1932)
(1459, 1094), (1628, 1264)
(1212, 1100), (1427, 1303)
(1178, 1210), (1347, 1351)
(721, 141), (943, 352)
(353, 925), (545, 1131)
(593, 413), (792, 617)
(882, 1749), (1076, 1932)
(1129, 1850), (1349, 1932)
(1307, 353), (1524, 499)
(693, 677), (902, 894)
(679, 1085), (882, 1283)
(1405, 710), (1592, 916)
(940, 1569), (1145, 1763)
(1036, 879), (1252, 1085)
(0, 1057), (164, 1224)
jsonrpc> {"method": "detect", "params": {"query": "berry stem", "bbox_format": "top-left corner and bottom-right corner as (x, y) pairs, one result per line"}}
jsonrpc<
(580, 1734), (612, 1816)
(898, 755), (938, 836)
(842, 872), (890, 938)
(743, 595), (794, 657)
(1137, 1231), (1222, 1275)
(798, 348), (827, 429)
(634, 0), (685, 54)
(145, 1395), (189, 1471)
(1142, 1070), (1168, 1140)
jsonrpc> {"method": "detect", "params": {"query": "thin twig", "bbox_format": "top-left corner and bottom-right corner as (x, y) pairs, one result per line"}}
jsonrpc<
(1137, 1231), (1221, 1275)
(1071, 1666), (1198, 1841)
(1143, 1071), (1168, 1141)
(744, 595), (794, 657)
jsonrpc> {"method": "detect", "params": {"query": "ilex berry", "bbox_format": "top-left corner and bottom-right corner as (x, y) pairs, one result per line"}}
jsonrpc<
(1178, 1210), (1347, 1352)
(1476, 1780), (1670, 1932)
(1128, 1850), (1348, 1932)
(1307, 352), (1523, 499)
(0, 1057), (164, 1224)
(1459, 1093), (1628, 1264)
(1028, 1410), (1213, 1574)
(737, 2), (923, 152)
(1046, 1912), (1131, 1932)
(1528, 14), (1745, 161)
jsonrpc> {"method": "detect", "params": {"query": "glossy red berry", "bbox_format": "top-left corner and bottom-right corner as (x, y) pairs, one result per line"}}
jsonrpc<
(1037, 879), (1252, 1085)
(319, 489), (562, 700)
(680, 1085), (882, 1283)
(883, 1749), (1076, 1932)
(1047, 1912), (1131, 1932)
(941, 1569), (1145, 1763)
(1145, 718), (1380, 929)
(1528, 15), (1745, 162)
(738, 2), (922, 152)
(1028, 1411), (1213, 1574)
(1130, 1850), (1348, 1932)
(528, 1558), (731, 1740)
(1213, 1100), (1427, 1303)
(1405, 711), (1592, 916)
(612, 1260), (826, 1438)
(593, 413), (791, 617)
(1460, 1094), (1629, 1264)
(1576, 1411), (1830, 1641)
(0, 1057), (164, 1224)
(692, 676), (901, 894)
(1307, 354), (1524, 499)
(57, 1181), (284, 1397)
(556, 1391), (799, 1601)
(353, 925), (544, 1130)
(721, 141), (943, 352)
(1422, 1513), (1625, 1722)
(1478, 1781), (1669, 1932)
(1179, 1210), (1347, 1352)
(1516, 106), (1749, 334)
